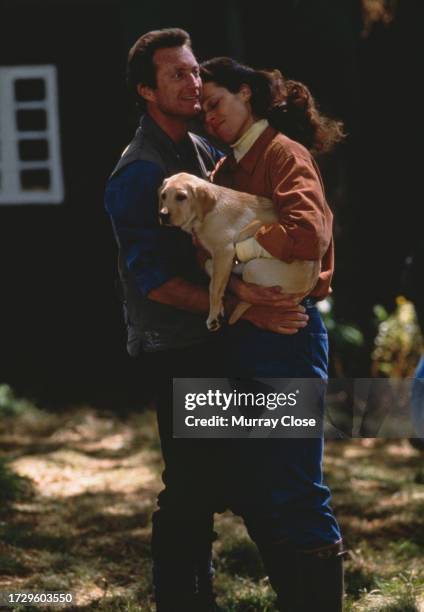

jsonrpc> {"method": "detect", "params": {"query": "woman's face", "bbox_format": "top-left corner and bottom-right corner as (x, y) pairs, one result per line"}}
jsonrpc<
(202, 81), (255, 144)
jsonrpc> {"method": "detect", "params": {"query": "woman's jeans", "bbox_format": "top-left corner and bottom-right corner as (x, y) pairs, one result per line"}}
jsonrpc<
(411, 354), (424, 439)
(221, 301), (342, 550)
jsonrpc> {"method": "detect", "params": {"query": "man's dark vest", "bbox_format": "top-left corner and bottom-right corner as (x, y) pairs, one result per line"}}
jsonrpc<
(109, 114), (218, 355)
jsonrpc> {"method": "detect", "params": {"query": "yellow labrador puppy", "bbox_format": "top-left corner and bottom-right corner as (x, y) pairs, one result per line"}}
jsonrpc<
(159, 172), (319, 331)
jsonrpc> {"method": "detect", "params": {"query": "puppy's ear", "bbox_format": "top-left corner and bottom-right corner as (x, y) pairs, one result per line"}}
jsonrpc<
(193, 183), (217, 221)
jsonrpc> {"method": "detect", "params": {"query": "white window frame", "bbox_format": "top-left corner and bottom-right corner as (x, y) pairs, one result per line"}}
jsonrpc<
(0, 65), (64, 204)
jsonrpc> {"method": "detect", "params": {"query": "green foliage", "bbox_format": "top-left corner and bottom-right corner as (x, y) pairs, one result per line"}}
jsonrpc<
(92, 596), (152, 611)
(317, 297), (364, 375)
(345, 564), (377, 597)
(373, 572), (422, 611)
(0, 458), (29, 504)
(217, 575), (277, 612)
(373, 304), (389, 323)
(0, 384), (36, 417)
(0, 554), (29, 577)
(335, 324), (364, 347)
(319, 297), (364, 348)
(0, 523), (69, 551)
(372, 297), (423, 377)
(0, 384), (58, 437)
(0, 386), (38, 507)
(218, 538), (265, 580)
(414, 469), (424, 485)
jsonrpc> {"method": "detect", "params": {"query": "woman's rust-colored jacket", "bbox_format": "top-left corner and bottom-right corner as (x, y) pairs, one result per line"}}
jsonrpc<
(212, 126), (334, 299)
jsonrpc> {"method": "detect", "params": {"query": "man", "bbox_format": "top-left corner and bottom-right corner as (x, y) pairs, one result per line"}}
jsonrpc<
(105, 28), (308, 611)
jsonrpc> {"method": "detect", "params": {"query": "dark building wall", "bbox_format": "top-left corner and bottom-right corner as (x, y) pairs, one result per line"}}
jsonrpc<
(0, 1), (132, 404)
(0, 1), (421, 402)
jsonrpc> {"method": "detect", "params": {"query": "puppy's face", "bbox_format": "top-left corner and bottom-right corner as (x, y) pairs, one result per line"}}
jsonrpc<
(158, 173), (216, 233)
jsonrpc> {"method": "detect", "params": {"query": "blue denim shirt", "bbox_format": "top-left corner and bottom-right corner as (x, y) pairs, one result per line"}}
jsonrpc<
(105, 160), (195, 297)
(105, 114), (222, 355)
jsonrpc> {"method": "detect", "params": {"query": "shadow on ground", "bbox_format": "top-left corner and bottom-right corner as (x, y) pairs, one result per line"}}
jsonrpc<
(1, 405), (424, 610)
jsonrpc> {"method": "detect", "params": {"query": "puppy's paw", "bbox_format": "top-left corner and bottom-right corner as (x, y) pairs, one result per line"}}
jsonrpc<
(206, 316), (221, 332)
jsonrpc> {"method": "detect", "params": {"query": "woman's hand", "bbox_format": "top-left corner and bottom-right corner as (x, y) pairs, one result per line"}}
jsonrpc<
(242, 303), (309, 335)
(228, 275), (305, 307)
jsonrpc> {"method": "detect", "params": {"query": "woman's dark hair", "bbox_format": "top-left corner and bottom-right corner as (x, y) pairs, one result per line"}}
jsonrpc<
(200, 57), (345, 154)
(127, 28), (192, 112)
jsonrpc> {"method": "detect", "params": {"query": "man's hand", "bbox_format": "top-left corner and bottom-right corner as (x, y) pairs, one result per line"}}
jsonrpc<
(229, 276), (306, 307)
(242, 303), (309, 334)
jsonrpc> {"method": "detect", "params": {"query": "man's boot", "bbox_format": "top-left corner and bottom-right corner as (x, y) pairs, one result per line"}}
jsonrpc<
(152, 515), (220, 612)
(153, 552), (221, 612)
(257, 539), (298, 612)
(153, 558), (197, 612)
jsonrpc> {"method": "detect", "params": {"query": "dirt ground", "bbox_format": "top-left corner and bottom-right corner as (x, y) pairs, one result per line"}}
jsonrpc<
(1, 406), (424, 611)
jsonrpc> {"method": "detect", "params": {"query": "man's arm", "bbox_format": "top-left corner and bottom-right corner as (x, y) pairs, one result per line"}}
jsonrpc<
(149, 276), (308, 334)
(106, 160), (217, 313)
(148, 277), (210, 313)
(105, 160), (188, 296)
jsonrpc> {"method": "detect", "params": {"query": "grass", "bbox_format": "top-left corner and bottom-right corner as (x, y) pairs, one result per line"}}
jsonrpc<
(0, 458), (31, 504)
(0, 393), (424, 610)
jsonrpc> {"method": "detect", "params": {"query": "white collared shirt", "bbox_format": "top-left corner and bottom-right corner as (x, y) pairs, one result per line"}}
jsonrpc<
(230, 119), (269, 162)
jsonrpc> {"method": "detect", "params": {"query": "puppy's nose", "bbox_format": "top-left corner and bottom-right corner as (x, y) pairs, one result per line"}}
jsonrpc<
(159, 207), (171, 225)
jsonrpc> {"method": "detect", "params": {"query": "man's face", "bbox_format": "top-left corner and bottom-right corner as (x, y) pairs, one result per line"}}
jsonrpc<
(142, 46), (201, 119)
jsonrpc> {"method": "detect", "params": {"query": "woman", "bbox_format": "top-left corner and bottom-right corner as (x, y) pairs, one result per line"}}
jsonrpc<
(200, 57), (345, 611)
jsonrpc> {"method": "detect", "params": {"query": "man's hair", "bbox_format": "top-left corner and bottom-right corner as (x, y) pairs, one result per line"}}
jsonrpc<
(127, 28), (192, 110)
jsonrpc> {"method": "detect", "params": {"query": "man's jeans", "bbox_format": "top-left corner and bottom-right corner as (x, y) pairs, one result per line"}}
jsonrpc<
(141, 339), (226, 608)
